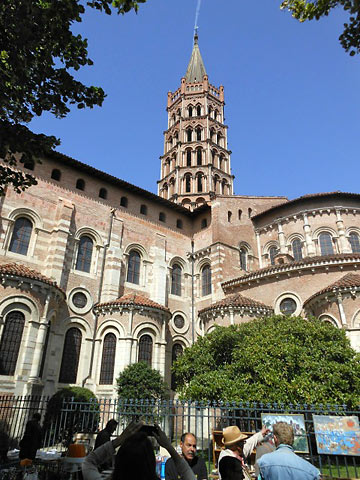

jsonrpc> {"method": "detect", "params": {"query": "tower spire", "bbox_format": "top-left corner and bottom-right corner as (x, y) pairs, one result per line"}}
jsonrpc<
(185, 32), (207, 83)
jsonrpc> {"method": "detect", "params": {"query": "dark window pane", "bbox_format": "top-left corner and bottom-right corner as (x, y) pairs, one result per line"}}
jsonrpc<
(171, 343), (183, 390)
(240, 248), (247, 271)
(280, 298), (297, 315)
(292, 239), (303, 261)
(0, 311), (25, 375)
(127, 250), (140, 284)
(269, 246), (278, 265)
(349, 232), (360, 253)
(140, 204), (147, 215)
(202, 265), (212, 296)
(99, 188), (107, 199)
(319, 233), (334, 256)
(59, 328), (82, 383)
(76, 236), (93, 273)
(9, 218), (32, 255)
(138, 335), (152, 366)
(76, 179), (85, 190)
(51, 169), (61, 181)
(120, 197), (128, 207)
(171, 264), (182, 296)
(99, 333), (116, 385)
(174, 315), (185, 329)
(72, 292), (87, 308)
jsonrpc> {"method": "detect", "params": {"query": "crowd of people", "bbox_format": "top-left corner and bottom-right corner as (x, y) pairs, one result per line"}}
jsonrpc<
(0, 414), (321, 480)
(82, 419), (320, 480)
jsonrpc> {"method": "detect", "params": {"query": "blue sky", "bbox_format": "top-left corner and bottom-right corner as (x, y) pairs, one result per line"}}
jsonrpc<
(30, 0), (360, 200)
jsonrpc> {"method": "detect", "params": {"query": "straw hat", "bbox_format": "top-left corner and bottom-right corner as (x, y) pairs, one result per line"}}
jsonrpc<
(222, 426), (248, 447)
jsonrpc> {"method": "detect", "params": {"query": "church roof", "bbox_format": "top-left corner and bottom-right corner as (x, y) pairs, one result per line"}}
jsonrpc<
(304, 272), (360, 305)
(185, 34), (207, 83)
(0, 262), (64, 294)
(95, 293), (170, 314)
(199, 292), (273, 315)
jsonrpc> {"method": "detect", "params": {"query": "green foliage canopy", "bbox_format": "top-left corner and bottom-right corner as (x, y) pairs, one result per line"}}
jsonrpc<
(280, 0), (360, 56)
(117, 361), (168, 401)
(173, 316), (360, 406)
(0, 0), (147, 195)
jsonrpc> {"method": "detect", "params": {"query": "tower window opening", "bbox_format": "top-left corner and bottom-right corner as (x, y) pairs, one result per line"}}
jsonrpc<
(176, 219), (183, 229)
(228, 211), (232, 222)
(159, 212), (166, 222)
(140, 204), (147, 215)
(51, 169), (61, 181)
(208, 106), (212, 115)
(187, 129), (192, 142)
(196, 105), (201, 116)
(188, 106), (193, 117)
(120, 196), (128, 208)
(238, 209), (242, 220)
(197, 175), (203, 192)
(185, 175), (191, 193)
(214, 110), (218, 120)
(240, 247), (247, 271)
(186, 150), (192, 166)
(196, 128), (202, 141)
(76, 178), (85, 191)
(349, 232), (360, 253)
(219, 155), (223, 170)
(99, 188), (107, 199)
(197, 149), (202, 165)
(248, 208), (252, 218)
(217, 133), (221, 144)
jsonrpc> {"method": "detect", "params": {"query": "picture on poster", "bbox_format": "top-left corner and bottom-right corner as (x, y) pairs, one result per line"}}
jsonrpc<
(261, 413), (308, 453)
(313, 415), (360, 456)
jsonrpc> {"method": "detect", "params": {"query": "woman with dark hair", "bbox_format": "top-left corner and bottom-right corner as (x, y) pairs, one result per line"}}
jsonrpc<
(82, 421), (195, 480)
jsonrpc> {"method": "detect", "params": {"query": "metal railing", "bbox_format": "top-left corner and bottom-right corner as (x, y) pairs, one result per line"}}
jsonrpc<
(0, 395), (359, 478)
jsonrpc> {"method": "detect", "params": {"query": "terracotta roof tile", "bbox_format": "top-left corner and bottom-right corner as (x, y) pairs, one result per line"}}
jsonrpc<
(252, 191), (360, 220)
(304, 273), (360, 305)
(0, 262), (63, 292)
(96, 293), (170, 313)
(222, 253), (360, 290)
(199, 293), (273, 315)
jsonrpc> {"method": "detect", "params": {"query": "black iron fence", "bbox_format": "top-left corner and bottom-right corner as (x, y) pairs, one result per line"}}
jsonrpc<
(0, 395), (359, 479)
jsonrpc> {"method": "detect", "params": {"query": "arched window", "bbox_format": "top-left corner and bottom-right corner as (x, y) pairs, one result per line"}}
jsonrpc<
(76, 179), (85, 191)
(219, 155), (223, 170)
(292, 238), (303, 261)
(214, 109), (218, 120)
(159, 212), (166, 222)
(196, 105), (201, 116)
(319, 233), (334, 256)
(171, 343), (183, 390)
(196, 128), (202, 141)
(127, 250), (141, 284)
(185, 174), (191, 193)
(99, 188), (107, 199)
(188, 106), (193, 117)
(99, 333), (116, 385)
(240, 247), (247, 271)
(140, 204), (147, 215)
(75, 236), (93, 273)
(138, 334), (153, 366)
(59, 327), (82, 383)
(23, 159), (35, 170)
(197, 149), (202, 165)
(238, 209), (242, 220)
(171, 263), (182, 296)
(176, 219), (183, 229)
(228, 211), (232, 223)
(208, 106), (212, 115)
(187, 129), (192, 142)
(202, 265), (212, 296)
(0, 311), (25, 375)
(248, 208), (252, 218)
(349, 232), (360, 253)
(197, 175), (203, 192)
(269, 246), (278, 266)
(120, 196), (128, 207)
(217, 133), (221, 144)
(186, 150), (192, 166)
(9, 217), (32, 255)
(51, 169), (61, 181)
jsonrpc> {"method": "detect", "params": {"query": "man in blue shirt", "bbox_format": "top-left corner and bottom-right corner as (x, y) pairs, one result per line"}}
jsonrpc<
(257, 422), (320, 480)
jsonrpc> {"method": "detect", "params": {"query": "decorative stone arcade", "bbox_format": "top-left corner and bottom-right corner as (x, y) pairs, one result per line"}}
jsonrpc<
(158, 34), (234, 210)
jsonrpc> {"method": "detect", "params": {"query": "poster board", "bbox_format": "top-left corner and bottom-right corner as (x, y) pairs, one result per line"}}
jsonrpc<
(261, 413), (309, 453)
(313, 415), (360, 456)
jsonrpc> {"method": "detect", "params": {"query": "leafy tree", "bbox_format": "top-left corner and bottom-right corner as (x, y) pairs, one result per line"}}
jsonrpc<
(44, 387), (99, 445)
(117, 361), (168, 401)
(173, 316), (360, 407)
(0, 0), (147, 195)
(280, 0), (360, 56)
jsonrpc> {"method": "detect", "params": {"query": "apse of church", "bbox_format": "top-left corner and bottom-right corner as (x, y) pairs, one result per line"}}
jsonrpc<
(0, 34), (360, 398)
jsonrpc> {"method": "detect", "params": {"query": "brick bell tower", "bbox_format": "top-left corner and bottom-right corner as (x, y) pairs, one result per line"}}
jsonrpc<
(157, 33), (234, 210)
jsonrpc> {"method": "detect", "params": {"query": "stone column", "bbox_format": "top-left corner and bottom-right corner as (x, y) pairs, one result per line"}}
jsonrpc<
(336, 209), (351, 253)
(302, 213), (316, 256)
(28, 294), (51, 382)
(256, 232), (263, 268)
(337, 294), (347, 326)
(277, 222), (287, 254)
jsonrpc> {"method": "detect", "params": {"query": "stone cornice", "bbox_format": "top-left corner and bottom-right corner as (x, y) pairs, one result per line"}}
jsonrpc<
(222, 254), (360, 293)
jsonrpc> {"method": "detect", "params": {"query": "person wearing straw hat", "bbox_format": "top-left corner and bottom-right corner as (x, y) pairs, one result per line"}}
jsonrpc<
(218, 425), (269, 480)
